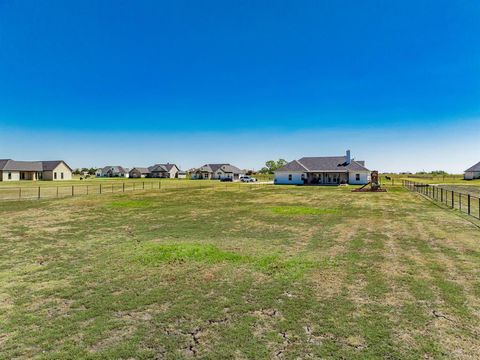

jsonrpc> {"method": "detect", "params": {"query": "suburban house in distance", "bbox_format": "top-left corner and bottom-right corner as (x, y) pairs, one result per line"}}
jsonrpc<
(129, 167), (151, 178)
(149, 163), (181, 178)
(96, 166), (130, 178)
(191, 164), (244, 180)
(464, 161), (480, 180)
(274, 150), (370, 185)
(0, 159), (73, 181)
(129, 164), (185, 179)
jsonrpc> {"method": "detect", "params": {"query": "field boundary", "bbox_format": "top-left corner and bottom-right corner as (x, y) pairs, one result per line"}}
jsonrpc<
(403, 180), (480, 220)
(0, 181), (272, 201)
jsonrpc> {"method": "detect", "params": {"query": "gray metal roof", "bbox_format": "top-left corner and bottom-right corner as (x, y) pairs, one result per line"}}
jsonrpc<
(195, 163), (243, 174)
(277, 156), (369, 172)
(102, 166), (128, 174)
(130, 167), (151, 174)
(465, 161), (480, 172)
(150, 163), (179, 172)
(0, 159), (72, 172)
(41, 161), (72, 171)
(220, 164), (244, 174)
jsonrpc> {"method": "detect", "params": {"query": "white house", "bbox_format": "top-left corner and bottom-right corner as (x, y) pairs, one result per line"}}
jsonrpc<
(191, 164), (244, 180)
(274, 150), (370, 185)
(464, 162), (480, 180)
(0, 159), (73, 181)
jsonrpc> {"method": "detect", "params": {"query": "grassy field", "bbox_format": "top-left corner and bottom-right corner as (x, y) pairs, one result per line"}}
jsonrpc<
(1, 184), (479, 359)
(382, 174), (480, 187)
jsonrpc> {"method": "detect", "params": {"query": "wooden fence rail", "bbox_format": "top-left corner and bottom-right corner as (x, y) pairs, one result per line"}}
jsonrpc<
(403, 180), (480, 220)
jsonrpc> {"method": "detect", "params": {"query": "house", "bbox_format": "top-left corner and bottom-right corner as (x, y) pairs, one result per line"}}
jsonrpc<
(464, 161), (480, 180)
(177, 170), (187, 179)
(149, 163), (181, 178)
(97, 166), (130, 178)
(129, 167), (151, 178)
(274, 150), (370, 185)
(0, 159), (73, 181)
(191, 164), (244, 180)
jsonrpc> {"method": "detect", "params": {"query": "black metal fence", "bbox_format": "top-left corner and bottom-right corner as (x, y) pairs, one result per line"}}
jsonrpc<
(403, 180), (480, 220)
(0, 181), (272, 201)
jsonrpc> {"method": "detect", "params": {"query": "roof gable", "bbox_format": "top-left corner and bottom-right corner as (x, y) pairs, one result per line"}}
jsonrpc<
(465, 161), (480, 172)
(276, 156), (370, 173)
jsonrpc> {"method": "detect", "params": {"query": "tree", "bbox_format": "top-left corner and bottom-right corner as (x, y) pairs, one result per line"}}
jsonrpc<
(259, 159), (288, 174)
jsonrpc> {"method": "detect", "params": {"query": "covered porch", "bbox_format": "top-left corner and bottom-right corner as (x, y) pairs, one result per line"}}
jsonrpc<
(20, 171), (43, 181)
(305, 171), (348, 185)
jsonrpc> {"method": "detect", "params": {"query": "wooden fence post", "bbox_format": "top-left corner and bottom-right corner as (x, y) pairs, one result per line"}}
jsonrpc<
(123, 183), (125, 192)
(143, 182), (145, 190)
(100, 184), (102, 194)
(87, 185), (89, 195)
(19, 187), (21, 199)
(72, 185), (74, 197)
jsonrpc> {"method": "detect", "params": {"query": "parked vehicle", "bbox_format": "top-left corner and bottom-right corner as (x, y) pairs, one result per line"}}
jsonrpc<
(220, 177), (233, 182)
(240, 176), (257, 182)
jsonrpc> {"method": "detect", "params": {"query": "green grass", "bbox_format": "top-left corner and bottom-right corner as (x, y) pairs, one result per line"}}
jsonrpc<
(0, 184), (479, 359)
(271, 206), (340, 215)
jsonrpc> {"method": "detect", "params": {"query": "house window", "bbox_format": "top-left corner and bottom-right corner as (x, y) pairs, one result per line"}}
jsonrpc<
(54, 172), (57, 179)
(61, 172), (64, 179)
(356, 174), (360, 181)
(8, 172), (11, 180)
(288, 174), (292, 181)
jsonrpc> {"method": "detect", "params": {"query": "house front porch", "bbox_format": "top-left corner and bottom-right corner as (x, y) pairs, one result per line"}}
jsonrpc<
(305, 172), (348, 185)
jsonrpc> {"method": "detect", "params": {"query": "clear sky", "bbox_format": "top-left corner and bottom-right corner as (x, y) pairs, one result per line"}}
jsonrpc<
(0, 0), (479, 172)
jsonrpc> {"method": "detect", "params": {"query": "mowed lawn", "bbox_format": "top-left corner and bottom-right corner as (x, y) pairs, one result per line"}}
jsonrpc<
(1, 185), (479, 359)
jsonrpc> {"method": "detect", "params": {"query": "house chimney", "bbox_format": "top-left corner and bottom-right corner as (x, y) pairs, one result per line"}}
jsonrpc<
(346, 150), (351, 164)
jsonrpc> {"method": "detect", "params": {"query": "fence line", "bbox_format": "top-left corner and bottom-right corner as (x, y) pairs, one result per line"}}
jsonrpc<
(403, 180), (480, 220)
(0, 181), (272, 201)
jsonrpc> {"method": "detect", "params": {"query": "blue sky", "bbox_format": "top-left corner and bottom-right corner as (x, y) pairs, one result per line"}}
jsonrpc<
(0, 0), (479, 172)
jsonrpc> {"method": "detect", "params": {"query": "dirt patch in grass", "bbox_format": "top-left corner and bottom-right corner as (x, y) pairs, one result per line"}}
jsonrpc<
(271, 206), (339, 216)
(107, 199), (153, 208)
(89, 325), (136, 352)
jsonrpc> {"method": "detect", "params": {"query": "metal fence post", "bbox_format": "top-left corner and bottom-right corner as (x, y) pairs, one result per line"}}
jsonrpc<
(451, 191), (454, 208)
(100, 184), (102, 194)
(87, 185), (89, 195)
(38, 186), (40, 199)
(459, 192), (461, 211)
(468, 194), (471, 215)
(123, 183), (125, 192)
(72, 185), (74, 197)
(441, 188), (443, 202)
(19, 187), (21, 199)
(143, 182), (145, 190)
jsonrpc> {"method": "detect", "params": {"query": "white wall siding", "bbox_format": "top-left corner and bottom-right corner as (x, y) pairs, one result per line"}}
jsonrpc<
(274, 172), (304, 185)
(348, 171), (370, 185)
(464, 171), (480, 180)
(0, 171), (20, 181)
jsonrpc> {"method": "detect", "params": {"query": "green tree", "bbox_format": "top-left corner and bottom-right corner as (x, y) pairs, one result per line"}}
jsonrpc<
(259, 159), (288, 174)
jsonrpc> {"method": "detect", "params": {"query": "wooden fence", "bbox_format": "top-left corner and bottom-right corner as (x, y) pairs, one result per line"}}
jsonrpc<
(0, 181), (272, 201)
(403, 180), (480, 220)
